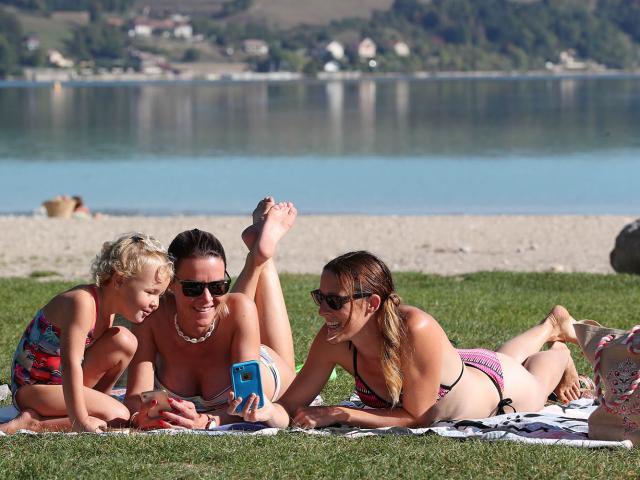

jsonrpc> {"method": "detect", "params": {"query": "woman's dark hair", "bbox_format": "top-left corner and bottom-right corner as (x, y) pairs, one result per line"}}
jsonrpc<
(168, 229), (226, 270)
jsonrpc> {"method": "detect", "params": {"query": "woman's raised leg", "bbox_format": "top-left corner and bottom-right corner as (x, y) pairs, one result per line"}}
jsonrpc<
(498, 305), (581, 410)
(497, 305), (578, 363)
(231, 198), (296, 369)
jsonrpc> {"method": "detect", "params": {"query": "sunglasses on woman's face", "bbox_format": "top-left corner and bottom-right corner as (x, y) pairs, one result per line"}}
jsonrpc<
(176, 272), (231, 297)
(310, 289), (372, 311)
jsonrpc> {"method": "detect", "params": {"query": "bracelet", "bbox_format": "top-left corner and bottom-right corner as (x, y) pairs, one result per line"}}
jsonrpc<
(129, 411), (140, 428)
(205, 414), (217, 430)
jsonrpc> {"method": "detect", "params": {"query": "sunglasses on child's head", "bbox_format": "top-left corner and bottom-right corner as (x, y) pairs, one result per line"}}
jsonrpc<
(176, 272), (231, 297)
(310, 289), (372, 311)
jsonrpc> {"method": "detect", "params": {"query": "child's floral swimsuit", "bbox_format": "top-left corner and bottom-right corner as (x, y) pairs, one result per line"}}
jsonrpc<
(10, 286), (99, 405)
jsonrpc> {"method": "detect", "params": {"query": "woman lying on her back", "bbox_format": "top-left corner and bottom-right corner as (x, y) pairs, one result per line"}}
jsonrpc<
(230, 250), (584, 428)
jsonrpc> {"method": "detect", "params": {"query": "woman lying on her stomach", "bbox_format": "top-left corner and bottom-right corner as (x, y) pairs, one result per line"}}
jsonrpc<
(125, 198), (297, 429)
(229, 250), (584, 428)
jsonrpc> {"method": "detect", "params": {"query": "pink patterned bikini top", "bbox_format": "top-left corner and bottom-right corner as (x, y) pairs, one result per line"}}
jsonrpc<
(352, 344), (464, 409)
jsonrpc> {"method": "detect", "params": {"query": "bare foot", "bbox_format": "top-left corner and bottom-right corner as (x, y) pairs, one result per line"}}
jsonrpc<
(543, 305), (578, 344)
(241, 196), (275, 249)
(0, 409), (41, 434)
(252, 201), (297, 265)
(551, 344), (580, 404)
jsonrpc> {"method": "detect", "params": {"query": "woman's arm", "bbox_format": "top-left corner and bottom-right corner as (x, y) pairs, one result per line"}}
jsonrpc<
(125, 314), (168, 429)
(228, 293), (262, 363)
(293, 309), (447, 429)
(229, 326), (342, 428)
(56, 292), (103, 432)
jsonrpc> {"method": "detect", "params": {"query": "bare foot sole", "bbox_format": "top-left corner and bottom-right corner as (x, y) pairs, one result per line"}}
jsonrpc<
(252, 202), (297, 265)
(543, 305), (578, 344)
(0, 409), (41, 434)
(241, 196), (275, 249)
(551, 349), (580, 404)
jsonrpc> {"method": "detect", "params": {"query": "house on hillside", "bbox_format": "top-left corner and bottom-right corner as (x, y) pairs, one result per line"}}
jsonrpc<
(129, 49), (170, 75)
(545, 49), (605, 72)
(242, 39), (269, 56)
(173, 23), (193, 39)
(128, 17), (179, 38)
(105, 16), (125, 28)
(357, 38), (376, 59)
(24, 36), (40, 52)
(393, 41), (410, 57)
(325, 41), (345, 61)
(48, 50), (74, 68)
(324, 60), (340, 72)
(130, 18), (153, 37)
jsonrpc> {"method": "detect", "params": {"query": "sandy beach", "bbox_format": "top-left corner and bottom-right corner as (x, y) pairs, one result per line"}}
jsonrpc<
(0, 214), (634, 280)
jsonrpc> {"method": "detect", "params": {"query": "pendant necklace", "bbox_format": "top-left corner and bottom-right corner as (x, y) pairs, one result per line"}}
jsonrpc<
(174, 314), (217, 344)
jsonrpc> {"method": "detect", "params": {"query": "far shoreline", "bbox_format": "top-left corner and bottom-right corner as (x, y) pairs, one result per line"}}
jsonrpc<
(2, 68), (640, 89)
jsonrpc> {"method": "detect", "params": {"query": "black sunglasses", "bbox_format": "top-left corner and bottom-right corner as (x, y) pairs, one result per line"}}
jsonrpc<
(310, 289), (372, 311)
(176, 272), (231, 297)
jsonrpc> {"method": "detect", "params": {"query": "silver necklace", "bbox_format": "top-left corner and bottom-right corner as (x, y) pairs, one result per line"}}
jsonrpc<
(174, 313), (216, 344)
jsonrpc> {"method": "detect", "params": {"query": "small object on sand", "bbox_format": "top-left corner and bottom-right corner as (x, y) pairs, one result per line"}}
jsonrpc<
(549, 264), (565, 273)
(42, 195), (77, 218)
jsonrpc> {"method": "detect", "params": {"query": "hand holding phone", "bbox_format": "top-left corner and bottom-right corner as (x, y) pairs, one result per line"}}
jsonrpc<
(140, 390), (172, 419)
(230, 360), (264, 413)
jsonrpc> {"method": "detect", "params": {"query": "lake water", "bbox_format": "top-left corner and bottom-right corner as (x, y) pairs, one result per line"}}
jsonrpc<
(1, 77), (639, 215)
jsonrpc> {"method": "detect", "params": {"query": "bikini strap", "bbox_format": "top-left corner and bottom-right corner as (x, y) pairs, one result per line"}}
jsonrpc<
(85, 285), (100, 333)
(496, 398), (515, 415)
(88, 285), (100, 319)
(441, 360), (465, 391)
(352, 344), (358, 375)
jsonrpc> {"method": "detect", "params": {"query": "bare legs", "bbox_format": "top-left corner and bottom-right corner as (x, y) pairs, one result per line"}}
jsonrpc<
(232, 197), (296, 370)
(549, 343), (582, 403)
(0, 327), (135, 434)
(497, 305), (577, 361)
(498, 305), (581, 410)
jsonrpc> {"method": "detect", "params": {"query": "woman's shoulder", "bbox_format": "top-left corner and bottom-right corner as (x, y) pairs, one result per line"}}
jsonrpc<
(400, 305), (437, 329)
(400, 305), (446, 341)
(223, 292), (257, 312)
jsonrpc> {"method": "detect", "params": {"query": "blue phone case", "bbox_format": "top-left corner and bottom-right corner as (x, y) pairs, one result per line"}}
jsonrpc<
(230, 360), (264, 412)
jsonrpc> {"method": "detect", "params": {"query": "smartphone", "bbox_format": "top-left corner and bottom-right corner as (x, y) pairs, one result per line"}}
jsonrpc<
(140, 390), (171, 419)
(230, 360), (264, 412)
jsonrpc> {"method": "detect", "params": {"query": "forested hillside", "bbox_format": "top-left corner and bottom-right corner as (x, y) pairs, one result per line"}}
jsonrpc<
(1, 0), (639, 77)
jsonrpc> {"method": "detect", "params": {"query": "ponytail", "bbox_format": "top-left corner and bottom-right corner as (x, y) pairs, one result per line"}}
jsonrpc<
(378, 293), (406, 406)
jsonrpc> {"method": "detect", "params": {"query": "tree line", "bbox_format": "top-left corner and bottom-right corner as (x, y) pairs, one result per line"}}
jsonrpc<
(1, 0), (640, 77)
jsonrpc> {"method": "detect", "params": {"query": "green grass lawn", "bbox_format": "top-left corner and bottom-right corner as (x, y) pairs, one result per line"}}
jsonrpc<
(2, 272), (640, 478)
(13, 10), (86, 53)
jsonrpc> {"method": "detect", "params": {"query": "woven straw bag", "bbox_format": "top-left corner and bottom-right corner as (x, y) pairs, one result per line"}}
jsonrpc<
(42, 197), (76, 218)
(575, 321), (640, 445)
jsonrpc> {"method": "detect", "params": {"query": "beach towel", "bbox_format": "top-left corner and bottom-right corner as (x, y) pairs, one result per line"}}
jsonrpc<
(0, 385), (631, 448)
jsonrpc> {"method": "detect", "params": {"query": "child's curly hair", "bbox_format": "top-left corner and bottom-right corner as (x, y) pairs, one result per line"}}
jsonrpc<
(91, 233), (173, 286)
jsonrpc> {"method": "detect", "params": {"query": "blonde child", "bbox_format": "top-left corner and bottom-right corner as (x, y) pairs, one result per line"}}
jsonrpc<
(1, 233), (172, 434)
